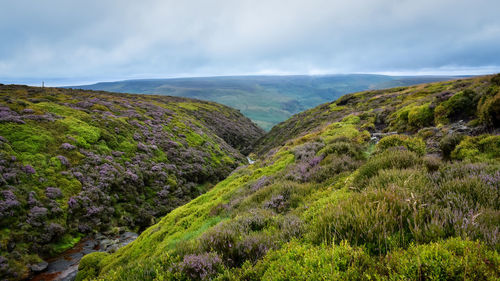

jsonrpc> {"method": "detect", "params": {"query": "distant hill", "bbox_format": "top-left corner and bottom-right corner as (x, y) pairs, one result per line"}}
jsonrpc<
(70, 75), (461, 131)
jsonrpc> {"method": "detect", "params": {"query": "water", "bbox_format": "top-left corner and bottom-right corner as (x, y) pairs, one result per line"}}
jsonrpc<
(30, 232), (138, 281)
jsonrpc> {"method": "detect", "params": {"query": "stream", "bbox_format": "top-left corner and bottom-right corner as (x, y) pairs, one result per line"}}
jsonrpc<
(30, 232), (138, 281)
(31, 159), (255, 280)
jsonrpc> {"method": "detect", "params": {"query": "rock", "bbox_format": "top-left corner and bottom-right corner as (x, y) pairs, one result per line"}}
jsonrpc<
(370, 131), (398, 143)
(30, 261), (48, 272)
(100, 239), (119, 251)
(107, 244), (120, 253)
(94, 233), (106, 241)
(31, 232), (138, 281)
(118, 232), (138, 248)
(448, 120), (471, 134)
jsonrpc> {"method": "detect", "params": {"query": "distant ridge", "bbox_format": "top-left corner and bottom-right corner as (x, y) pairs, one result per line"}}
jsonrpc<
(69, 74), (461, 130)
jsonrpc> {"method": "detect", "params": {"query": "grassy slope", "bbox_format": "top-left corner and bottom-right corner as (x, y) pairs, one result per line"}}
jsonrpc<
(73, 75), (458, 131)
(84, 75), (500, 280)
(0, 85), (263, 280)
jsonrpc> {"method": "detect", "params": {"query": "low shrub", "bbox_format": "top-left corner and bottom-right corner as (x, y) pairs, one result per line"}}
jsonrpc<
(408, 103), (434, 129)
(491, 73), (500, 86)
(434, 89), (478, 124)
(235, 208), (275, 232)
(439, 133), (465, 159)
(385, 238), (500, 281)
(311, 185), (415, 254)
(177, 252), (224, 281)
(422, 155), (442, 171)
(478, 89), (500, 127)
(278, 215), (304, 240)
(376, 134), (426, 156)
(317, 139), (363, 160)
(311, 155), (359, 183)
(234, 232), (275, 265)
(197, 221), (240, 261)
(240, 241), (378, 281)
(452, 135), (500, 161)
(352, 150), (421, 189)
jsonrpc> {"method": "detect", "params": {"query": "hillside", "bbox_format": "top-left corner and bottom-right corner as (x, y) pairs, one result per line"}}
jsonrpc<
(71, 75), (459, 131)
(0, 85), (264, 280)
(80, 74), (500, 280)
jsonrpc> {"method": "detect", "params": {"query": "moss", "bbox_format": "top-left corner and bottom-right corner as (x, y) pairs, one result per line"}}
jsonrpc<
(328, 103), (346, 112)
(389, 103), (434, 132)
(75, 252), (110, 281)
(57, 117), (101, 147)
(0, 84), (262, 280)
(49, 234), (82, 254)
(376, 134), (426, 156)
(33, 102), (89, 119)
(320, 123), (369, 144)
(0, 123), (54, 155)
(341, 114), (360, 125)
(452, 135), (500, 161)
(407, 103), (434, 129)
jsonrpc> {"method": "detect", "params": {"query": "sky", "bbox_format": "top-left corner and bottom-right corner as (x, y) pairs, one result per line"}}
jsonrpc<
(1, 0), (500, 86)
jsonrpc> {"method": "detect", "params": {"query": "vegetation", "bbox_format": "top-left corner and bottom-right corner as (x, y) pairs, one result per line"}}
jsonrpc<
(0, 85), (263, 280)
(2, 74), (500, 280)
(76, 74), (499, 281)
(73, 74), (458, 131)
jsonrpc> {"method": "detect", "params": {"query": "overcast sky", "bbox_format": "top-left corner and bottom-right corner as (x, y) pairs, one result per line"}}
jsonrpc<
(1, 0), (500, 85)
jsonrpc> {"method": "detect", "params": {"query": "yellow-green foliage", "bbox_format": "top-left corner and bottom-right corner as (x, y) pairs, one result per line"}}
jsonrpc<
(452, 135), (500, 161)
(49, 234), (82, 255)
(76, 252), (110, 281)
(385, 238), (500, 281)
(33, 102), (89, 119)
(408, 103), (434, 129)
(0, 123), (54, 155)
(478, 87), (500, 127)
(434, 89), (477, 124)
(93, 150), (295, 279)
(57, 117), (101, 147)
(242, 241), (376, 281)
(232, 238), (499, 281)
(53, 75), (500, 281)
(341, 114), (360, 125)
(376, 134), (426, 156)
(328, 103), (346, 112)
(390, 103), (433, 131)
(320, 122), (369, 144)
(0, 84), (263, 280)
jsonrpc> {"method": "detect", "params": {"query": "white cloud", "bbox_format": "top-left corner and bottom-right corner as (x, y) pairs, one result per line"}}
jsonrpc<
(1, 0), (500, 84)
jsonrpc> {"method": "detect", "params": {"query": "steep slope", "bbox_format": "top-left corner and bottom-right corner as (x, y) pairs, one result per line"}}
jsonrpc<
(72, 74), (458, 130)
(0, 85), (264, 280)
(254, 75), (498, 154)
(82, 74), (500, 281)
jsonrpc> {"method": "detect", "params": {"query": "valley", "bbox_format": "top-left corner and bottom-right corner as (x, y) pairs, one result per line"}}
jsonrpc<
(0, 74), (499, 280)
(77, 74), (499, 280)
(71, 75), (461, 131)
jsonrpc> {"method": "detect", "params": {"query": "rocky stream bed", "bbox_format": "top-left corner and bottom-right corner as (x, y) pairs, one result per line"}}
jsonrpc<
(29, 232), (138, 281)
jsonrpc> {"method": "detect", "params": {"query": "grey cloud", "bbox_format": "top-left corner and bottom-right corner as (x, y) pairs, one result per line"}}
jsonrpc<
(1, 0), (500, 85)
